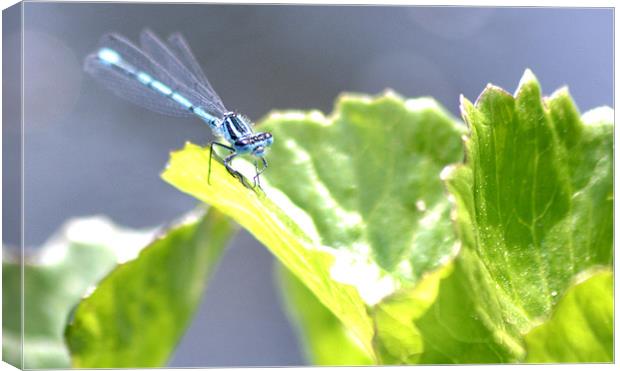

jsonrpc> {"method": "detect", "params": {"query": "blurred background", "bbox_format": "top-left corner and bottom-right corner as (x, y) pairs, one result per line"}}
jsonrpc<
(2, 3), (613, 367)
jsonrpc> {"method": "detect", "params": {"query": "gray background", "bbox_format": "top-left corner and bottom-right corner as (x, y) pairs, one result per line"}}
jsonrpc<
(4, 3), (613, 367)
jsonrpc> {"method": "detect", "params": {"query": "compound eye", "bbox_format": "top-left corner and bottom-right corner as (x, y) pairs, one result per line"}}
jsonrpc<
(264, 132), (274, 146)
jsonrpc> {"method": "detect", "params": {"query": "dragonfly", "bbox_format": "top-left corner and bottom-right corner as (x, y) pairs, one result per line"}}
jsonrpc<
(84, 29), (273, 189)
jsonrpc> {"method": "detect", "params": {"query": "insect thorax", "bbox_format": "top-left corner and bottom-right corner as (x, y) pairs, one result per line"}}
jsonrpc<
(221, 112), (254, 143)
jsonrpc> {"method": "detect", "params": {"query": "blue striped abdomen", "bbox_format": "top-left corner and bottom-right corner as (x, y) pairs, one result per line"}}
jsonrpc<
(96, 48), (220, 131)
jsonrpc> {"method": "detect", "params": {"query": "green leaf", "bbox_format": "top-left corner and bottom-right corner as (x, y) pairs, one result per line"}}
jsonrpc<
(435, 69), (613, 362)
(374, 70), (613, 364)
(65, 208), (236, 367)
(162, 92), (465, 358)
(452, 69), (612, 316)
(163, 76), (612, 365)
(524, 269), (613, 362)
(373, 247), (526, 364)
(276, 264), (373, 365)
(3, 217), (155, 368)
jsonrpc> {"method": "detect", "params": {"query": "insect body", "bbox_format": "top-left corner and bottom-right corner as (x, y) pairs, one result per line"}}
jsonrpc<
(85, 29), (273, 188)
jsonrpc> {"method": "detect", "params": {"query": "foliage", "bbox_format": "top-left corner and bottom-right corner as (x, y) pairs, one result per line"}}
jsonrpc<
(163, 70), (613, 364)
(65, 208), (236, 367)
(2, 208), (234, 368)
(3, 216), (155, 368)
(163, 92), (465, 358)
(12, 70), (608, 367)
(524, 269), (613, 362)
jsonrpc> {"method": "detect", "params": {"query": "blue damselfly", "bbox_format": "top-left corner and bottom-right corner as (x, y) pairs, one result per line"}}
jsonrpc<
(85, 29), (273, 188)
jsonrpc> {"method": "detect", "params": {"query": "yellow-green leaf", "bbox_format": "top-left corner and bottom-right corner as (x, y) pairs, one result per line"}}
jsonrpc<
(276, 264), (373, 365)
(524, 269), (613, 363)
(65, 208), (236, 367)
(3, 217), (155, 368)
(162, 92), (465, 359)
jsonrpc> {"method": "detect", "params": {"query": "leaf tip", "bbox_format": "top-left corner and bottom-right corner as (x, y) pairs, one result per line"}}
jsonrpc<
(519, 68), (539, 86)
(459, 94), (475, 115)
(545, 85), (585, 123)
(515, 68), (541, 97)
(475, 84), (512, 106)
(405, 96), (442, 113)
(549, 85), (570, 99)
(381, 88), (402, 100)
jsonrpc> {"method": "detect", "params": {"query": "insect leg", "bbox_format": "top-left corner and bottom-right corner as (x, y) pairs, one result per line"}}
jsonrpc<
(209, 142), (242, 185)
(252, 158), (269, 189)
(252, 160), (262, 189)
(224, 152), (251, 188)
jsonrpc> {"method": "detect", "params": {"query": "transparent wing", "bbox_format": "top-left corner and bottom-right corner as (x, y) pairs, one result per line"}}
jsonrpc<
(139, 29), (228, 117)
(167, 32), (212, 88)
(89, 32), (226, 118)
(166, 32), (228, 115)
(84, 53), (193, 117)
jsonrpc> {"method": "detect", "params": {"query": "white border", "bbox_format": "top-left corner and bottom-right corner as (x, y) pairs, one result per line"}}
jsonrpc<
(0, 2), (617, 371)
(4, 0), (620, 6)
